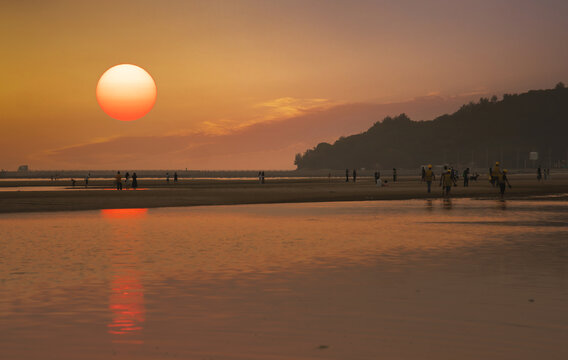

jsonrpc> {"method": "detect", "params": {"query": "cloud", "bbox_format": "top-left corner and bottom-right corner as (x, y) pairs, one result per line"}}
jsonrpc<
(37, 92), (489, 170)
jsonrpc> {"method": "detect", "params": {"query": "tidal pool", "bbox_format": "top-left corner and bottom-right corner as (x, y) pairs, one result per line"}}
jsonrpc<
(1, 199), (567, 359)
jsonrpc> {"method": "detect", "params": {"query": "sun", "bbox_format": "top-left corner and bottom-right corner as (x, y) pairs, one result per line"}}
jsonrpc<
(96, 64), (157, 121)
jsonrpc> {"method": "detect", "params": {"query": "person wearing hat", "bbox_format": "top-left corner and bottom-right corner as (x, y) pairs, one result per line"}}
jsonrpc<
(498, 169), (512, 197)
(424, 164), (435, 193)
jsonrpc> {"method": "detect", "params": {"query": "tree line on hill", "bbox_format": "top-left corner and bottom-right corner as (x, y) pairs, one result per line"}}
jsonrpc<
(294, 83), (568, 170)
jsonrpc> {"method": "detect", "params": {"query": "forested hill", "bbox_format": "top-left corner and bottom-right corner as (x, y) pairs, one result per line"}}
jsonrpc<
(294, 83), (568, 170)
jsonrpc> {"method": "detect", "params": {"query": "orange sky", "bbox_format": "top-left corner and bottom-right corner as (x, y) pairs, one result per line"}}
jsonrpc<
(1, 0), (567, 170)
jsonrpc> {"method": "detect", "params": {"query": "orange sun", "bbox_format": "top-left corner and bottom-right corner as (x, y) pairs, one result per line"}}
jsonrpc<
(96, 64), (157, 121)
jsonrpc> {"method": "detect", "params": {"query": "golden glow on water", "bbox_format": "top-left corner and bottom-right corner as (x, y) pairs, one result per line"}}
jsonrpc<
(102, 208), (148, 344)
(0, 199), (567, 359)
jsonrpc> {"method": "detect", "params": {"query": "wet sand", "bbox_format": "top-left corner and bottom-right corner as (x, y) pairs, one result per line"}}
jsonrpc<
(0, 174), (566, 213)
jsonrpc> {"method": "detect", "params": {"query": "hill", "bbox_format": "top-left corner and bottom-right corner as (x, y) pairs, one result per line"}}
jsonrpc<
(294, 83), (568, 170)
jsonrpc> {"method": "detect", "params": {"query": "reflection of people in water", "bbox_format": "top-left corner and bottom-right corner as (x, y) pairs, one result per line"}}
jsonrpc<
(442, 197), (452, 209)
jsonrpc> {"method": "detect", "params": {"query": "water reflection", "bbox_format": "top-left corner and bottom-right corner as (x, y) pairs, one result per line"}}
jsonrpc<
(101, 208), (148, 219)
(102, 208), (147, 344)
(442, 197), (453, 209)
(497, 199), (508, 211)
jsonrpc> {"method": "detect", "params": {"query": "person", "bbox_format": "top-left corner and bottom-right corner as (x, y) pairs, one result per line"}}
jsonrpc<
(393, 168), (397, 182)
(537, 166), (542, 181)
(463, 167), (470, 187)
(174, 172), (178, 183)
(421, 167), (426, 182)
(491, 162), (500, 186)
(84, 174), (89, 188)
(498, 169), (512, 198)
(261, 171), (265, 184)
(131, 172), (138, 189)
(440, 169), (455, 196)
(166, 172), (170, 183)
(424, 164), (435, 193)
(71, 178), (76, 187)
(352, 169), (357, 183)
(125, 172), (130, 188)
(115, 171), (122, 190)
(543, 168), (548, 180)
(345, 168), (349, 182)
(258, 171), (262, 183)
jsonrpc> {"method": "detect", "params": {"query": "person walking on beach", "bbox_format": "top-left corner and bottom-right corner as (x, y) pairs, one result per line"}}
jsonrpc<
(498, 169), (512, 198)
(125, 172), (130, 189)
(174, 172), (178, 183)
(115, 171), (122, 190)
(425, 164), (435, 193)
(537, 166), (542, 181)
(393, 168), (397, 182)
(491, 162), (500, 187)
(345, 168), (349, 182)
(463, 167), (470, 187)
(84, 174), (89, 188)
(352, 169), (357, 183)
(261, 171), (265, 184)
(166, 172), (170, 183)
(131, 172), (138, 189)
(440, 169), (455, 196)
(421, 167), (426, 182)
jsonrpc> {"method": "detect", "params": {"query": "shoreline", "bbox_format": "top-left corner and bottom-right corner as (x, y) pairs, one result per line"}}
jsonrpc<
(0, 175), (566, 214)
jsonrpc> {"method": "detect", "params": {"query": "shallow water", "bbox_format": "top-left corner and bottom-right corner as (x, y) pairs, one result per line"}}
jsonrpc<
(1, 199), (567, 359)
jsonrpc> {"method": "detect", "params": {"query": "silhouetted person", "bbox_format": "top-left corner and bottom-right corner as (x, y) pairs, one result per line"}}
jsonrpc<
(166, 172), (170, 183)
(261, 171), (265, 184)
(537, 166), (542, 181)
(71, 178), (76, 187)
(440, 169), (454, 196)
(421, 167), (426, 182)
(174, 172), (178, 183)
(392, 168), (397, 182)
(491, 162), (500, 186)
(84, 174), (89, 188)
(424, 164), (435, 193)
(258, 171), (262, 183)
(353, 169), (357, 183)
(498, 169), (512, 198)
(345, 168), (349, 182)
(543, 168), (548, 180)
(131, 172), (138, 189)
(115, 171), (122, 190)
(463, 168), (470, 187)
(125, 172), (130, 187)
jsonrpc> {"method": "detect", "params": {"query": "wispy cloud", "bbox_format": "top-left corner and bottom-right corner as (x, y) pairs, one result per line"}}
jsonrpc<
(36, 92), (489, 170)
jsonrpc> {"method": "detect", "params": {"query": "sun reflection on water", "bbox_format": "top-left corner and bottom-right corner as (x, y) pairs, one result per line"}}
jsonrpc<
(101, 208), (148, 344)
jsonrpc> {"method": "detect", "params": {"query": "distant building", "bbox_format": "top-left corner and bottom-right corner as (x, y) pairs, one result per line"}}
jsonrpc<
(17, 165), (29, 172)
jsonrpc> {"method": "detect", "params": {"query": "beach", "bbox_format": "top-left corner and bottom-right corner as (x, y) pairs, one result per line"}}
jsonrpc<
(0, 173), (566, 213)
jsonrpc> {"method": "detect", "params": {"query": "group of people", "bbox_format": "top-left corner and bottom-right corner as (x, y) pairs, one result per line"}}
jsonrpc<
(537, 166), (551, 181)
(421, 162), (511, 197)
(114, 171), (138, 190)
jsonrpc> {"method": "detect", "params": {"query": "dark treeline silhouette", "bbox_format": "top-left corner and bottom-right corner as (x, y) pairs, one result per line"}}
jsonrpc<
(294, 83), (568, 170)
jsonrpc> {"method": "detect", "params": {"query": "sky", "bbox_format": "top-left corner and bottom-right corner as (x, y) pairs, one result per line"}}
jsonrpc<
(1, 0), (567, 170)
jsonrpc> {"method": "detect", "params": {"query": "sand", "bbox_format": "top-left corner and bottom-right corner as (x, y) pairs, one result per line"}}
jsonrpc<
(0, 174), (566, 213)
